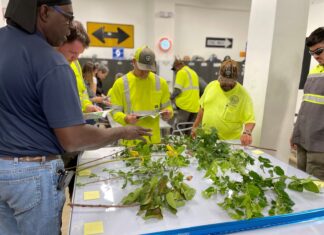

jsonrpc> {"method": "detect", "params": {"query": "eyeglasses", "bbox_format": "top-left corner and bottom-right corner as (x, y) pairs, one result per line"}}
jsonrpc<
(51, 6), (74, 25)
(309, 47), (324, 56)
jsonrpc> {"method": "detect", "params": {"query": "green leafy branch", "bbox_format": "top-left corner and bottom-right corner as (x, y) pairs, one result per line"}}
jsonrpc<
(121, 171), (195, 220)
(187, 128), (321, 220)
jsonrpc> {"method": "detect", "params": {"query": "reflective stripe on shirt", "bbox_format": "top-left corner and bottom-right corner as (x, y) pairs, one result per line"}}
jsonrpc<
(161, 100), (171, 109)
(182, 67), (199, 91)
(303, 94), (324, 105)
(122, 73), (162, 114)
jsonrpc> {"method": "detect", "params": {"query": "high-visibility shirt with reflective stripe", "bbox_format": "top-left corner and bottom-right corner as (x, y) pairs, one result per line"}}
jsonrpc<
(174, 66), (200, 113)
(200, 80), (255, 140)
(70, 60), (92, 112)
(109, 71), (173, 145)
(292, 65), (324, 152)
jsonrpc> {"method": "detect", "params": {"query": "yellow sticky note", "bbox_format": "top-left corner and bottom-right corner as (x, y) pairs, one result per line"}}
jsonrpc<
(84, 221), (104, 235)
(252, 149), (264, 155)
(315, 181), (324, 188)
(84, 191), (100, 200)
(78, 169), (92, 176)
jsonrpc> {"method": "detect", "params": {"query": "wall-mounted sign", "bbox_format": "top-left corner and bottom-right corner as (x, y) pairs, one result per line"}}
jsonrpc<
(205, 37), (233, 48)
(112, 47), (124, 60)
(87, 22), (134, 48)
(158, 37), (172, 52)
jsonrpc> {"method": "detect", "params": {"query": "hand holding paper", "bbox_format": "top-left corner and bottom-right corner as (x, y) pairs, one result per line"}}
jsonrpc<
(160, 109), (172, 121)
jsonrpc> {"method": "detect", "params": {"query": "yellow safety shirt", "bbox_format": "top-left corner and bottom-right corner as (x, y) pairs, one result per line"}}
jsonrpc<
(70, 60), (92, 112)
(174, 65), (200, 113)
(200, 80), (255, 140)
(110, 71), (173, 146)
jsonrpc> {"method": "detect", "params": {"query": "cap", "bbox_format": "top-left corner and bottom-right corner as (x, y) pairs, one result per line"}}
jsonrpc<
(134, 46), (156, 71)
(5, 0), (72, 34)
(219, 59), (238, 80)
(171, 58), (184, 71)
(37, 0), (72, 6)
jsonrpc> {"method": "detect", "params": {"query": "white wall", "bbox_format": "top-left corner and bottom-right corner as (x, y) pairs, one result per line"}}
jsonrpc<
(0, 0), (6, 27)
(174, 0), (251, 61)
(73, 0), (251, 61)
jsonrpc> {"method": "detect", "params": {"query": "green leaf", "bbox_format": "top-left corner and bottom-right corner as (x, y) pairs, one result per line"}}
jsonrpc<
(157, 175), (169, 194)
(166, 204), (177, 214)
(303, 181), (320, 193)
(258, 156), (271, 164)
(247, 184), (260, 198)
(229, 212), (242, 220)
(121, 188), (142, 204)
(288, 181), (303, 192)
(263, 162), (273, 168)
(202, 187), (216, 198)
(249, 171), (262, 182)
(274, 166), (285, 176)
(175, 200), (185, 208)
(144, 207), (163, 220)
(166, 192), (177, 209)
(220, 161), (231, 173)
(181, 183), (196, 200)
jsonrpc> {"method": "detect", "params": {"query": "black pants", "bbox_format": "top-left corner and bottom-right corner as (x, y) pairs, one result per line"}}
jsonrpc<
(62, 152), (79, 199)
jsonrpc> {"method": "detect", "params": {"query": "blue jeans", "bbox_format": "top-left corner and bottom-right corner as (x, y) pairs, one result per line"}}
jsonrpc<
(0, 159), (66, 235)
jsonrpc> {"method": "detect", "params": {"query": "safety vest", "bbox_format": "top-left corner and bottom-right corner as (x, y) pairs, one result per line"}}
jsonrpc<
(70, 61), (92, 112)
(174, 66), (200, 113)
(303, 73), (324, 105)
(292, 67), (324, 152)
(122, 74), (164, 114)
(110, 72), (172, 146)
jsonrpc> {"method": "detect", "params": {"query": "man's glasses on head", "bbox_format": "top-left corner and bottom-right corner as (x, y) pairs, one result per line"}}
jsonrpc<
(51, 6), (74, 25)
(309, 47), (324, 56)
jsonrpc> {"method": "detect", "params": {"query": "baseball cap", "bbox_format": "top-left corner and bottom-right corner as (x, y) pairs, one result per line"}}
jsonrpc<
(134, 46), (156, 71)
(219, 59), (238, 80)
(37, 0), (72, 6)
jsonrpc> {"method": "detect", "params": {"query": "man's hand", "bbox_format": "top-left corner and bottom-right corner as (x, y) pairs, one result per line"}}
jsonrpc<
(161, 109), (172, 121)
(240, 132), (252, 146)
(125, 114), (138, 124)
(85, 105), (102, 113)
(122, 126), (152, 142)
(190, 127), (197, 139)
(290, 136), (297, 150)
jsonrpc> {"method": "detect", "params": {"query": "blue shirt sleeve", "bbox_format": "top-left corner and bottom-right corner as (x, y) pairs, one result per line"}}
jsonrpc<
(37, 64), (85, 128)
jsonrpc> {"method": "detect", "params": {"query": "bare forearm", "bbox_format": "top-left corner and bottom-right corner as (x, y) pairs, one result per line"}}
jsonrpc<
(243, 123), (255, 134)
(54, 123), (145, 152)
(193, 108), (204, 129)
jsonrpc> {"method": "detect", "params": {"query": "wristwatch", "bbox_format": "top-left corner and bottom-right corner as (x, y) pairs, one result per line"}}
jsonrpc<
(243, 129), (252, 136)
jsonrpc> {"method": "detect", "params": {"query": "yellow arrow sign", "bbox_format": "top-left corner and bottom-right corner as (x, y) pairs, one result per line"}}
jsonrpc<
(87, 22), (134, 48)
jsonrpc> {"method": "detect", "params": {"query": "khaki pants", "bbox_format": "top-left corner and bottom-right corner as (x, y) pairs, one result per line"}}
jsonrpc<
(297, 145), (324, 180)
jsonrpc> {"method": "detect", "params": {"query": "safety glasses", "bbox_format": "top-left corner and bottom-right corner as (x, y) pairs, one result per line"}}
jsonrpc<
(309, 47), (324, 56)
(51, 6), (74, 25)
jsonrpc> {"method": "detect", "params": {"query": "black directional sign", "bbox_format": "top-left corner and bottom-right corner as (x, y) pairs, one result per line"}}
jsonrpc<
(92, 27), (129, 44)
(205, 37), (233, 48)
(87, 22), (134, 48)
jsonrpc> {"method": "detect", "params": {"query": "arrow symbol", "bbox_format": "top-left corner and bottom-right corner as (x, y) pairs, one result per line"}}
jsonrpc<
(224, 38), (232, 48)
(92, 27), (129, 44)
(206, 37), (233, 48)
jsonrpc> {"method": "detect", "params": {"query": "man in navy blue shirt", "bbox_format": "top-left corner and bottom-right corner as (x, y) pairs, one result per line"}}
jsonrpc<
(0, 0), (151, 234)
